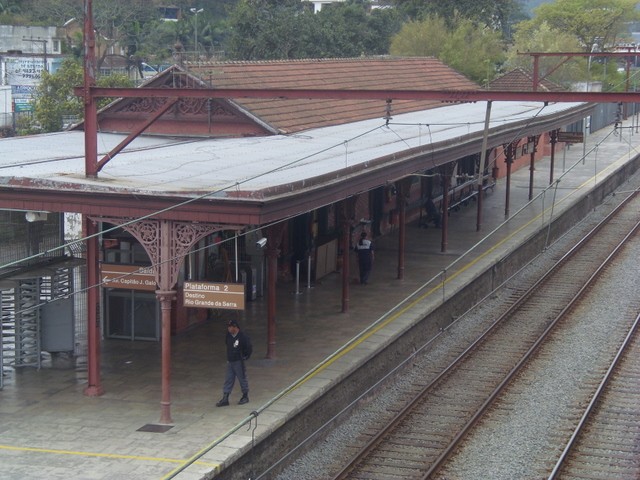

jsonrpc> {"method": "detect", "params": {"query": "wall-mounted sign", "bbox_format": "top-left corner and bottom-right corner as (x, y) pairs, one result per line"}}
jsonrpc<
(13, 99), (33, 112)
(100, 264), (157, 291)
(183, 281), (245, 311)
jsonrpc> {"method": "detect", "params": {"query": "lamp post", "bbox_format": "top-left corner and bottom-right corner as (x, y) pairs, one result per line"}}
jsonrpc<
(190, 8), (204, 60)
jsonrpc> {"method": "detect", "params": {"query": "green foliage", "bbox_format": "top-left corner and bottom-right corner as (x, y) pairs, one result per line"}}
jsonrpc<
(390, 16), (505, 84)
(439, 19), (505, 85)
(226, 0), (402, 60)
(505, 1), (639, 89)
(225, 0), (304, 60)
(389, 17), (448, 57)
(0, 0), (22, 13)
(390, 0), (525, 35)
(33, 58), (83, 132)
(505, 21), (586, 86)
(297, 2), (401, 58)
(32, 58), (133, 133)
(531, 0), (639, 50)
(23, 0), (160, 65)
(14, 114), (40, 136)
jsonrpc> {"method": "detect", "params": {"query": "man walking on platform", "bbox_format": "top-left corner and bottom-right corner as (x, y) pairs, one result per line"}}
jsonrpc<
(216, 318), (252, 406)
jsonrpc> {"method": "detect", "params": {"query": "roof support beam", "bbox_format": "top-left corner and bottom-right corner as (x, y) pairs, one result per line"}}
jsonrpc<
(95, 97), (179, 173)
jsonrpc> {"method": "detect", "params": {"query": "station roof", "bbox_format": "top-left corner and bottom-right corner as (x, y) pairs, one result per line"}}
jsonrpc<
(0, 57), (594, 225)
(0, 99), (592, 225)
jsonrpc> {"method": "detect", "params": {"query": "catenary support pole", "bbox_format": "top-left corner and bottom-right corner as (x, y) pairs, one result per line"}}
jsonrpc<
(476, 101), (492, 232)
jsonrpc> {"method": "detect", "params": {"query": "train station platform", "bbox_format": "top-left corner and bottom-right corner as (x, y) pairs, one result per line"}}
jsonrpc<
(1, 119), (640, 480)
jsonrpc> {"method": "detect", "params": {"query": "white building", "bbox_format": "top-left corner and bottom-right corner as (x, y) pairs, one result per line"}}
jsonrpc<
(0, 25), (63, 57)
(0, 25), (66, 117)
(305, 0), (388, 13)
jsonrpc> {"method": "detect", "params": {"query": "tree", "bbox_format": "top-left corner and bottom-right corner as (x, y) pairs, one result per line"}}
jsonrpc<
(390, 0), (525, 35)
(390, 15), (505, 84)
(530, 0), (638, 51)
(25, 0), (158, 69)
(389, 16), (448, 57)
(33, 58), (132, 133)
(226, 0), (303, 60)
(299, 2), (402, 58)
(226, 0), (402, 60)
(0, 0), (22, 14)
(505, 21), (586, 87)
(440, 19), (505, 85)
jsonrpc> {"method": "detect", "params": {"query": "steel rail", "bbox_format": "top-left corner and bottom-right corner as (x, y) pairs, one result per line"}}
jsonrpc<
(424, 196), (640, 479)
(548, 312), (640, 479)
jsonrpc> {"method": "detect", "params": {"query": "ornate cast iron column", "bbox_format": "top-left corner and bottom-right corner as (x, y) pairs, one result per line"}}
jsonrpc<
(440, 163), (455, 253)
(528, 135), (540, 201)
(549, 129), (559, 185)
(97, 217), (222, 424)
(504, 141), (518, 218)
(396, 179), (411, 280)
(341, 198), (356, 313)
(83, 216), (103, 396)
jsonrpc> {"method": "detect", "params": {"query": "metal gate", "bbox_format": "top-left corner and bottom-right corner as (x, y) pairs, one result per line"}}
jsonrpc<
(1, 279), (41, 373)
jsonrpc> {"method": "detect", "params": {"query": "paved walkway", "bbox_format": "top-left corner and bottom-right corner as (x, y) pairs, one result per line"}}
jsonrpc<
(1, 120), (639, 480)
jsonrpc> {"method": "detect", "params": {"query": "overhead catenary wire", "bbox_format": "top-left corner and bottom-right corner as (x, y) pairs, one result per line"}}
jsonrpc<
(0, 121), (389, 317)
(0, 124), (387, 272)
(1, 100), (582, 317)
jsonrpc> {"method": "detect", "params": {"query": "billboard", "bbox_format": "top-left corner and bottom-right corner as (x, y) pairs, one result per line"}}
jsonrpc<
(5, 57), (46, 85)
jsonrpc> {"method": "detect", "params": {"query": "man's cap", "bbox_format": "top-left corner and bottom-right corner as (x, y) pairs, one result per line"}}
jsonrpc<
(227, 319), (239, 328)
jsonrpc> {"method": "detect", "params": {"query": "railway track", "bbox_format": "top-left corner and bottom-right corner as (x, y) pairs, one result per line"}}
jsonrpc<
(330, 189), (640, 480)
(548, 312), (640, 480)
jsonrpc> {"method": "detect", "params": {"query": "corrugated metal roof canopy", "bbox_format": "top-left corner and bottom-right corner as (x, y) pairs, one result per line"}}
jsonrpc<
(0, 99), (592, 225)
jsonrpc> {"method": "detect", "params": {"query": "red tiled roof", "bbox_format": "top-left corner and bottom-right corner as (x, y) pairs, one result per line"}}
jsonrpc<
(487, 67), (565, 93)
(187, 57), (479, 133)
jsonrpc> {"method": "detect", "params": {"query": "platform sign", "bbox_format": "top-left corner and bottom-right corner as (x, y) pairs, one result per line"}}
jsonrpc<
(557, 131), (584, 143)
(183, 281), (245, 310)
(100, 264), (157, 291)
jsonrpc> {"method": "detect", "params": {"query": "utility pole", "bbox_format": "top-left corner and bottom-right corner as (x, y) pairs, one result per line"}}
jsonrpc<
(190, 8), (204, 61)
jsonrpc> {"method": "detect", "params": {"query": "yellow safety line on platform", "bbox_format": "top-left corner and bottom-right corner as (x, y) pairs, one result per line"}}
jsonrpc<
(0, 444), (218, 468)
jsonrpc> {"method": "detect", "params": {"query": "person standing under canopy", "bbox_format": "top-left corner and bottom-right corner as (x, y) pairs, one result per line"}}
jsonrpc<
(355, 231), (374, 285)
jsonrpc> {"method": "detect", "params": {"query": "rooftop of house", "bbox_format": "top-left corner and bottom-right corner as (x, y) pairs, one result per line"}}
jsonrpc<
(180, 56), (480, 134)
(487, 67), (565, 93)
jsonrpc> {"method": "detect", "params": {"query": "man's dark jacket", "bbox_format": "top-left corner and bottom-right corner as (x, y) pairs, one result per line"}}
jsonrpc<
(225, 330), (252, 362)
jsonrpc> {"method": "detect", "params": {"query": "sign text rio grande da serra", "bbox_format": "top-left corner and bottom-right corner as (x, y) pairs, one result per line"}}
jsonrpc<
(183, 281), (245, 311)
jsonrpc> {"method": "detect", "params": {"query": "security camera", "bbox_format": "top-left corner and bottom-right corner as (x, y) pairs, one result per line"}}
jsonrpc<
(256, 237), (267, 248)
(25, 211), (48, 222)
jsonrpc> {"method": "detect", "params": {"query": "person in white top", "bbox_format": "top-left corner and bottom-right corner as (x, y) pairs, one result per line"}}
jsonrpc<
(354, 231), (374, 285)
